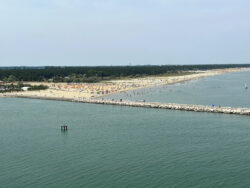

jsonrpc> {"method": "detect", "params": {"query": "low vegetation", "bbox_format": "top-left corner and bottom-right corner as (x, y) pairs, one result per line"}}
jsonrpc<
(0, 82), (48, 93)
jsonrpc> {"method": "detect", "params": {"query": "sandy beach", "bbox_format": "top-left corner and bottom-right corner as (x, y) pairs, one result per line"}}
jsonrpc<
(1, 68), (249, 100)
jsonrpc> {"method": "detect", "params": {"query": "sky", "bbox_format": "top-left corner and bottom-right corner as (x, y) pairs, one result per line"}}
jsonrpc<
(0, 0), (249, 66)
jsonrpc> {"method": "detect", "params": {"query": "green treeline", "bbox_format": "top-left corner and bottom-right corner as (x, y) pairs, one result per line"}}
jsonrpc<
(0, 64), (249, 83)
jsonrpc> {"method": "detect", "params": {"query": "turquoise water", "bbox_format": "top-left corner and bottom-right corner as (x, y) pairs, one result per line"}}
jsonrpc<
(106, 71), (250, 108)
(1, 97), (250, 187)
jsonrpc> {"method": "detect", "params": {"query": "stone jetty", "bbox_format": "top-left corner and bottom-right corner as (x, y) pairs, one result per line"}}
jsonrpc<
(9, 95), (250, 116)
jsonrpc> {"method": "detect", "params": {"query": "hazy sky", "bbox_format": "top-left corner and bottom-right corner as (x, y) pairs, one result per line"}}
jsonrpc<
(0, 0), (249, 66)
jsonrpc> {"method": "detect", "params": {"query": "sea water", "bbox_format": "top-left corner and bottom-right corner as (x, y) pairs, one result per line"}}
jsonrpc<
(1, 71), (250, 187)
(106, 71), (250, 108)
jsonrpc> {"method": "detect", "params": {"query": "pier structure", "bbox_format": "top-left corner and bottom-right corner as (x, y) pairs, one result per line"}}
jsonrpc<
(10, 95), (250, 116)
(61, 125), (68, 131)
(85, 99), (250, 116)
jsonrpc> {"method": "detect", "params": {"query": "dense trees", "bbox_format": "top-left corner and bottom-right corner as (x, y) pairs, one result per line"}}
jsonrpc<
(0, 64), (249, 83)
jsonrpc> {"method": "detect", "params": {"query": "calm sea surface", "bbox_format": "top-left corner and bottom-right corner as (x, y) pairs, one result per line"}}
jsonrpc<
(107, 71), (250, 108)
(1, 71), (250, 188)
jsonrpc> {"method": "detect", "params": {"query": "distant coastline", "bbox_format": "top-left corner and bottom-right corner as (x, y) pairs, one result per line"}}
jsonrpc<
(1, 64), (250, 83)
(1, 67), (249, 100)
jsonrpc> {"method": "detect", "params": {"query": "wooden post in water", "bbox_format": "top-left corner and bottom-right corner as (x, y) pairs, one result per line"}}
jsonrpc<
(61, 125), (68, 131)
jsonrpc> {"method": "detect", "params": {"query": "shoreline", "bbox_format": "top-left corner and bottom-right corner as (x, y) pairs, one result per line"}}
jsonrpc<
(1, 67), (250, 116)
(1, 67), (249, 100)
